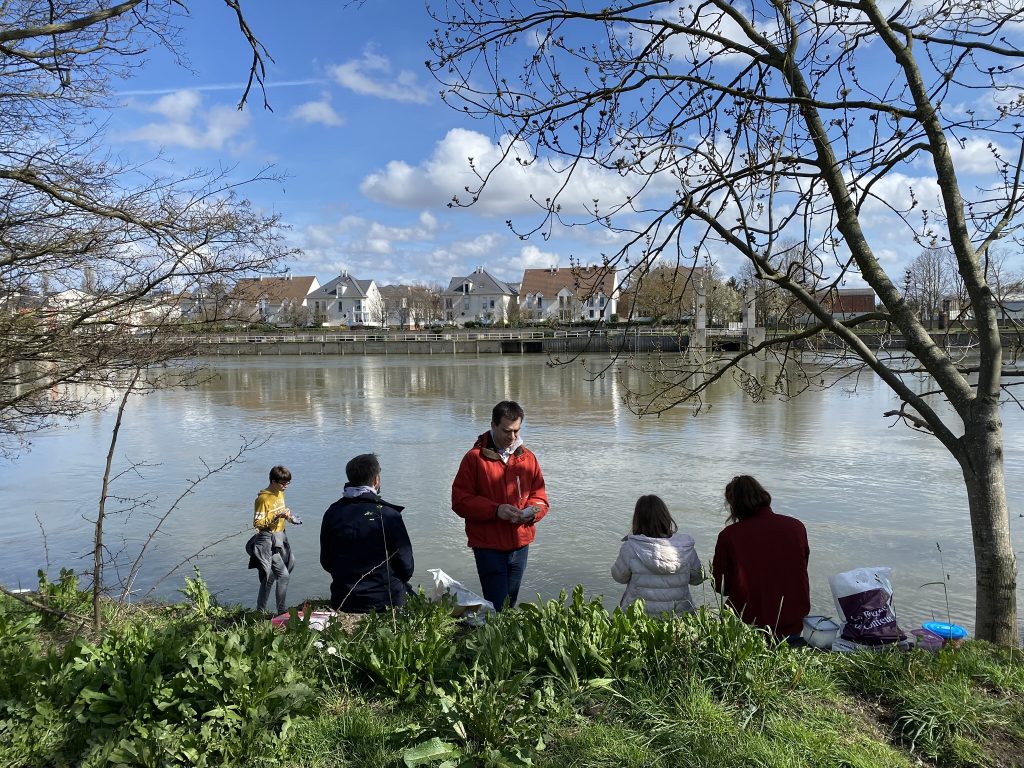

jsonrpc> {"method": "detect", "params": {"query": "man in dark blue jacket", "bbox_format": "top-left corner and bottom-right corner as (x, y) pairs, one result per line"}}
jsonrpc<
(319, 453), (415, 612)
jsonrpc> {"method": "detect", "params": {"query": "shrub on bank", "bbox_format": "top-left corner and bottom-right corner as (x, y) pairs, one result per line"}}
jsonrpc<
(2, 576), (1022, 767)
(0, 596), (316, 768)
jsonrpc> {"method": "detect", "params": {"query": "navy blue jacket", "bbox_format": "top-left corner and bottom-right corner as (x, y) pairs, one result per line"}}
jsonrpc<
(319, 489), (414, 612)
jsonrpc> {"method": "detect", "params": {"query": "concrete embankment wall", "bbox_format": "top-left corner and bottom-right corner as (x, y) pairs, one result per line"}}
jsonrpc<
(810, 331), (1018, 350)
(199, 339), (504, 355)
(190, 335), (703, 356)
(183, 328), (1014, 357)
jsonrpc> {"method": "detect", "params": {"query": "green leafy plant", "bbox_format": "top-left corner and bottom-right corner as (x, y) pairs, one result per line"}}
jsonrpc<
(425, 665), (550, 767)
(178, 567), (218, 617)
(19, 618), (316, 766)
(36, 568), (90, 626)
(0, 600), (52, 764)
(469, 587), (639, 692)
(321, 592), (460, 701)
(669, 607), (802, 712)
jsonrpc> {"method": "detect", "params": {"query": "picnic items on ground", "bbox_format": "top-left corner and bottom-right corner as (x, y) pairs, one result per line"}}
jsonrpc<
(828, 566), (907, 647)
(428, 567), (495, 623)
(270, 607), (335, 630)
(801, 615), (840, 650)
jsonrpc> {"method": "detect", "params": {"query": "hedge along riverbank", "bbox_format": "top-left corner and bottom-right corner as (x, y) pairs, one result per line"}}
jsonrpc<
(1, 573), (1022, 768)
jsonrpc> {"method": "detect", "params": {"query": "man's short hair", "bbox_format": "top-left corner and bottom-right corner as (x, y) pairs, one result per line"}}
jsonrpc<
(346, 453), (381, 486)
(269, 465), (291, 485)
(491, 400), (525, 425)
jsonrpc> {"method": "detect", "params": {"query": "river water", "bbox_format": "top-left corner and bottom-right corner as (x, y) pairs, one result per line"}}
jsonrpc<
(2, 354), (1021, 635)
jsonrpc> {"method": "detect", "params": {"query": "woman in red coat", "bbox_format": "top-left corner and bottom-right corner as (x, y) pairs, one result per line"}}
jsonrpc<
(712, 475), (810, 639)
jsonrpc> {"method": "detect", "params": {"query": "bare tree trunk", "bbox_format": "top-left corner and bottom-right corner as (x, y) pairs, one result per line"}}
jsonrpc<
(92, 368), (142, 631)
(961, 406), (1018, 646)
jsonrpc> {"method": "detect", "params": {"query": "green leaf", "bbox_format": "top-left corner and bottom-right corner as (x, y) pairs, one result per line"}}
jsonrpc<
(403, 737), (461, 766)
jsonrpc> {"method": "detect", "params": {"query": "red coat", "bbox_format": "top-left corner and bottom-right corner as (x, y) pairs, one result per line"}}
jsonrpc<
(712, 506), (810, 637)
(451, 431), (549, 551)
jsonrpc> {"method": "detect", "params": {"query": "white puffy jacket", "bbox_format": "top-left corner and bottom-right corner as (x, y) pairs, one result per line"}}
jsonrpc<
(611, 532), (704, 616)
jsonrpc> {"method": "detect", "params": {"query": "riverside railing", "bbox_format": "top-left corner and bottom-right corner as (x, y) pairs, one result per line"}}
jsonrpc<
(158, 327), (744, 345)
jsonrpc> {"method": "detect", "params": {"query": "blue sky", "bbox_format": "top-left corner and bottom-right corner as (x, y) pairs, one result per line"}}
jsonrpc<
(102, 2), (1021, 291)
(105, 2), (580, 289)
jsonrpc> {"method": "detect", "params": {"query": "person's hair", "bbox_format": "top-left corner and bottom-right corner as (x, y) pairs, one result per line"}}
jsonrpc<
(724, 475), (772, 522)
(491, 400), (525, 426)
(269, 465), (291, 485)
(631, 495), (678, 538)
(346, 453), (381, 486)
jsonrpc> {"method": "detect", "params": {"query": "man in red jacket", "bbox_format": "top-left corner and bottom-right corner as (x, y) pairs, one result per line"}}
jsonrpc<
(452, 401), (549, 611)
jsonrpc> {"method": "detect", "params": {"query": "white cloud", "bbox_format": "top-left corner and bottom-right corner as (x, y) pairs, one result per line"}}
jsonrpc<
(121, 91), (250, 150)
(294, 211), (442, 269)
(329, 47), (430, 104)
(291, 95), (345, 127)
(511, 244), (562, 271)
(150, 90), (201, 121)
(360, 128), (639, 217)
(950, 137), (1006, 175)
(446, 233), (502, 258)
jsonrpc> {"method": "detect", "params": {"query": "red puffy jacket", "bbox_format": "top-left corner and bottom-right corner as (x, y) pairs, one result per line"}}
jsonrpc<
(451, 431), (549, 551)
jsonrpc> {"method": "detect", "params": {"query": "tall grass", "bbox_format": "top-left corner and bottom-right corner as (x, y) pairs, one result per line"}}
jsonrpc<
(3, 576), (1021, 768)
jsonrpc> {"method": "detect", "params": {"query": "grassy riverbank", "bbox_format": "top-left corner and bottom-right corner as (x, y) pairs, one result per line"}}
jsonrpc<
(2, 576), (1022, 767)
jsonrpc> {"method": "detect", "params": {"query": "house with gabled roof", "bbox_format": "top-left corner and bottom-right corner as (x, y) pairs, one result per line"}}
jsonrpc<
(812, 287), (876, 321)
(306, 271), (384, 327)
(442, 266), (517, 326)
(519, 265), (618, 323)
(227, 275), (320, 325)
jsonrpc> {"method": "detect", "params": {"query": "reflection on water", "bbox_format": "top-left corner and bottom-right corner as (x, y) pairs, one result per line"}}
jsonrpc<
(1, 354), (1020, 635)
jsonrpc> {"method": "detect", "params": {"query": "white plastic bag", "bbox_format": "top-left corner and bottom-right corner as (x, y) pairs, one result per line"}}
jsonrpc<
(828, 567), (906, 646)
(427, 568), (495, 622)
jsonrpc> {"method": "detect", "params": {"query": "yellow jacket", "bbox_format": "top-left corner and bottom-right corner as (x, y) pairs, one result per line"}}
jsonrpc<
(254, 488), (287, 533)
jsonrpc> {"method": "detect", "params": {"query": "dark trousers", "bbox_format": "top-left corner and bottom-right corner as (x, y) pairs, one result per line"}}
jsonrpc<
(473, 545), (529, 612)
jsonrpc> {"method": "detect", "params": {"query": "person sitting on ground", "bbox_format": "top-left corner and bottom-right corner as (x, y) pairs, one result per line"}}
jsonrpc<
(319, 453), (414, 613)
(711, 475), (810, 640)
(611, 494), (704, 616)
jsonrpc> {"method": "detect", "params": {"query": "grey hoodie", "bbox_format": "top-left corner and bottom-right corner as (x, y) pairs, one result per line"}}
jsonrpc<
(611, 532), (704, 616)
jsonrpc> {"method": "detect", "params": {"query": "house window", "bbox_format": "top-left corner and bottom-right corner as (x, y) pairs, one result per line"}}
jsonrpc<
(445, 298), (454, 310)
(463, 297), (470, 311)
(337, 301), (343, 312)
(537, 297), (543, 309)
(489, 299), (495, 309)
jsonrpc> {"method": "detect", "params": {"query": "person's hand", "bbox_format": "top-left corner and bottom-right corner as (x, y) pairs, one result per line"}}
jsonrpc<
(496, 504), (519, 522)
(517, 505), (538, 523)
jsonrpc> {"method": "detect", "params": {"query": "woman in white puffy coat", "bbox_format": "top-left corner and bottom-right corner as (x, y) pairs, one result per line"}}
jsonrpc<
(611, 495), (704, 616)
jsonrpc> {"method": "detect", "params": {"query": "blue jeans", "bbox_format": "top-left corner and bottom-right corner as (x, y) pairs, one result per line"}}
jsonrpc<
(256, 551), (290, 614)
(473, 546), (529, 612)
